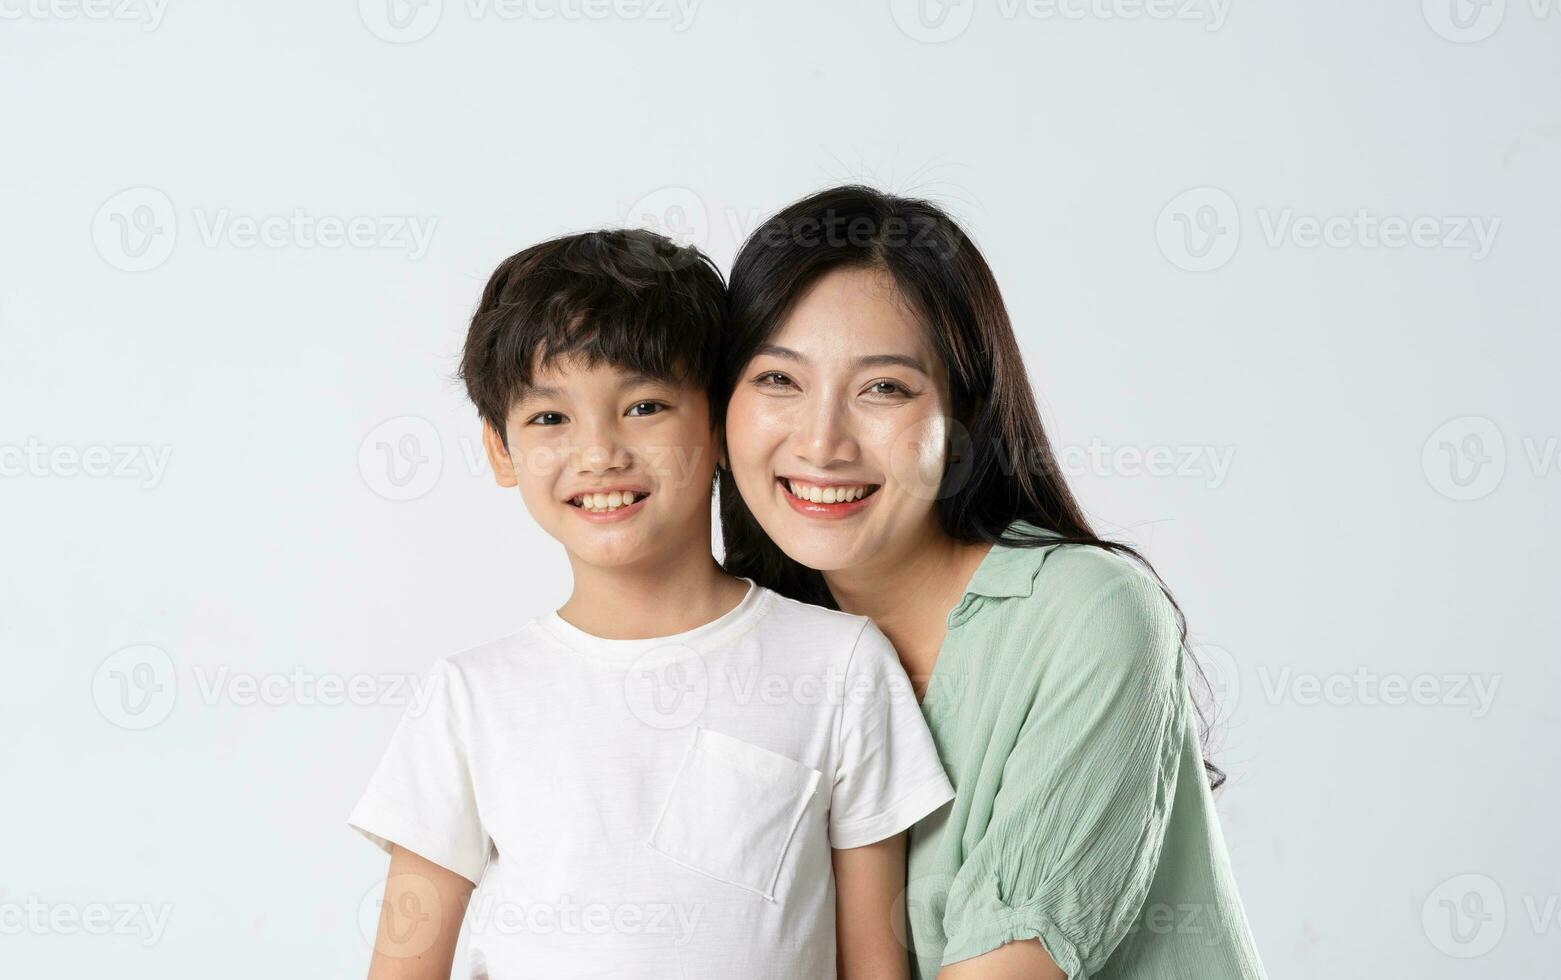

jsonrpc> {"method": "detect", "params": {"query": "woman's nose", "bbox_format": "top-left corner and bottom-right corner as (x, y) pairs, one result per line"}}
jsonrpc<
(790, 397), (859, 468)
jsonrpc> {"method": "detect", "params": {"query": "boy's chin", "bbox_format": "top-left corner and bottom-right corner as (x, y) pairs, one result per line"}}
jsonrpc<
(559, 519), (669, 569)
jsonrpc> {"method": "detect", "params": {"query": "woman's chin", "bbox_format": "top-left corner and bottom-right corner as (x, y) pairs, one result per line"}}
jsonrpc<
(758, 520), (867, 573)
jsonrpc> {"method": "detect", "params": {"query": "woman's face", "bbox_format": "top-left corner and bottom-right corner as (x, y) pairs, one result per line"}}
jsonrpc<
(724, 265), (954, 574)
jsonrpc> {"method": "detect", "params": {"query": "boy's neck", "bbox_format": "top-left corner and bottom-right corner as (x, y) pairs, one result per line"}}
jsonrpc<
(558, 547), (749, 641)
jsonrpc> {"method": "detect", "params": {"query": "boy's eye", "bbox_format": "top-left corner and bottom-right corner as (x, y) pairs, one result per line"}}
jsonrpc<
(752, 371), (795, 389)
(626, 401), (666, 417)
(528, 411), (567, 426)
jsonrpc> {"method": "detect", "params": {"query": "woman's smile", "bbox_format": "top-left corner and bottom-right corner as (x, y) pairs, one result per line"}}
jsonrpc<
(777, 476), (882, 519)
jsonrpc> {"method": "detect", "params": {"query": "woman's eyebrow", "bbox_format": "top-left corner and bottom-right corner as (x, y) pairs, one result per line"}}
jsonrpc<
(755, 343), (928, 376)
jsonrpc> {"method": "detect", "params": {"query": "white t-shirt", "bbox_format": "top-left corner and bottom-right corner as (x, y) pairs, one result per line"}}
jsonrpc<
(349, 578), (955, 979)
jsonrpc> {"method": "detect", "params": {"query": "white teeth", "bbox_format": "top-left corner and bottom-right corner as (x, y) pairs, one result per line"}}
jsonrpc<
(572, 490), (642, 512)
(786, 480), (872, 504)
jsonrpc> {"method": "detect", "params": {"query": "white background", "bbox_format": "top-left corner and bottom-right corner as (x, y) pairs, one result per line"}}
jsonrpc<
(2, 1), (1557, 977)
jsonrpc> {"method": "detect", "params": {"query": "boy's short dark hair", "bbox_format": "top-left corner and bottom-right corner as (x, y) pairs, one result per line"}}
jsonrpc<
(459, 228), (726, 446)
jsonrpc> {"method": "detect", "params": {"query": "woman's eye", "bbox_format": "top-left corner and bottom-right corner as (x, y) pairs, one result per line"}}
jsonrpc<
(528, 412), (566, 426)
(626, 401), (666, 417)
(753, 371), (795, 389)
(865, 380), (911, 398)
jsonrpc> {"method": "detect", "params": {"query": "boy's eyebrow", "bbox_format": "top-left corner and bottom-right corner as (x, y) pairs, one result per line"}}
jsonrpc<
(754, 343), (929, 376)
(518, 372), (674, 403)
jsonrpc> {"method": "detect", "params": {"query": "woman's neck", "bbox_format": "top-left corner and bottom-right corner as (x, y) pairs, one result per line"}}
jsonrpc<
(823, 523), (993, 687)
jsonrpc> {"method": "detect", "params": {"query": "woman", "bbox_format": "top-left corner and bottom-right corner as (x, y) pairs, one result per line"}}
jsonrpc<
(714, 186), (1267, 979)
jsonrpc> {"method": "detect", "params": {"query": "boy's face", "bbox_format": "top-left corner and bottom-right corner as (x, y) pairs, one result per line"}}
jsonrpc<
(482, 354), (718, 570)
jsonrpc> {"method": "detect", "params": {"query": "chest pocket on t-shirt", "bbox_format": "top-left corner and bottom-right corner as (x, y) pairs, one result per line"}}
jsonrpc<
(647, 726), (823, 902)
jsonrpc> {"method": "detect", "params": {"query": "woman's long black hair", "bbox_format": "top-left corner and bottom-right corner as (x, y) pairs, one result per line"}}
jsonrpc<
(713, 184), (1225, 789)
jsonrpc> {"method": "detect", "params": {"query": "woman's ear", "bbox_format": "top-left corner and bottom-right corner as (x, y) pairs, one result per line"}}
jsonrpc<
(481, 420), (519, 488)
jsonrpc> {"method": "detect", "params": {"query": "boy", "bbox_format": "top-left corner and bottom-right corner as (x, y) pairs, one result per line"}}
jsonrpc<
(348, 229), (955, 979)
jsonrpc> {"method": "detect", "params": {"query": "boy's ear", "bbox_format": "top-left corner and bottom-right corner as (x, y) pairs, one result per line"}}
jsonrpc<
(481, 421), (519, 488)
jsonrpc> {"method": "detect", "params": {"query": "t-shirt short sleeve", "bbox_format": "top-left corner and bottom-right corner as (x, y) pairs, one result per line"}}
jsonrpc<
(829, 619), (956, 850)
(939, 562), (1187, 978)
(348, 658), (491, 885)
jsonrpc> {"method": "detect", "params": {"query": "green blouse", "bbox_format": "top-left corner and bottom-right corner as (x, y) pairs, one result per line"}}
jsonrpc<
(906, 523), (1267, 979)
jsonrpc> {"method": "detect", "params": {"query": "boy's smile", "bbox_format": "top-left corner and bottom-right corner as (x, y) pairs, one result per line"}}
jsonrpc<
(564, 483), (652, 521)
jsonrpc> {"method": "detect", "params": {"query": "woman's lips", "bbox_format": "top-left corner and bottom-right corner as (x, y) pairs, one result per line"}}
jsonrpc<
(777, 478), (880, 520)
